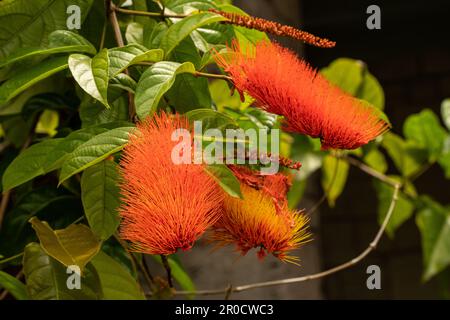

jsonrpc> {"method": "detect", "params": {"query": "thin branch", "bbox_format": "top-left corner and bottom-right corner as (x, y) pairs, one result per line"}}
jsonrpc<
(0, 252), (24, 265)
(160, 255), (173, 288)
(106, 0), (136, 121)
(341, 154), (399, 188)
(195, 71), (232, 81)
(115, 6), (188, 19)
(175, 183), (401, 296)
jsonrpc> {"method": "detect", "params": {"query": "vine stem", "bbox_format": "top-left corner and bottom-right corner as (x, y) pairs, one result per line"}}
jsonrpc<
(195, 71), (232, 81)
(175, 183), (401, 296)
(161, 255), (173, 288)
(106, 0), (136, 121)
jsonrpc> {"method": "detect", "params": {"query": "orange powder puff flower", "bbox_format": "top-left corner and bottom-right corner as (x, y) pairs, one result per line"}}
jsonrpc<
(210, 184), (310, 264)
(119, 112), (224, 255)
(215, 41), (390, 150)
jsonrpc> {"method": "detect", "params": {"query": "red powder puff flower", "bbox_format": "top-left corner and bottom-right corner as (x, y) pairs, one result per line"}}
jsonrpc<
(215, 41), (390, 150)
(210, 183), (310, 264)
(119, 112), (224, 255)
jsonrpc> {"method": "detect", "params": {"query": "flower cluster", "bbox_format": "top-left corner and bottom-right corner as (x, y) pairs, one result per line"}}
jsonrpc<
(215, 41), (390, 150)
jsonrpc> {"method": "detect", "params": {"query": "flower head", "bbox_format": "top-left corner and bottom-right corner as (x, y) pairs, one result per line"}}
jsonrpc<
(119, 112), (224, 255)
(210, 183), (310, 264)
(215, 41), (390, 150)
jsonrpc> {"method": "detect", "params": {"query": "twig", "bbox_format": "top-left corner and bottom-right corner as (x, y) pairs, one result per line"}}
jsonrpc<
(341, 154), (399, 188)
(195, 71), (232, 81)
(160, 255), (173, 288)
(0, 252), (24, 265)
(106, 0), (136, 121)
(175, 183), (401, 296)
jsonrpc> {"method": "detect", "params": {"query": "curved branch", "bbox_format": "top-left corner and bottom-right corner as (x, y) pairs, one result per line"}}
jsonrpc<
(175, 183), (400, 296)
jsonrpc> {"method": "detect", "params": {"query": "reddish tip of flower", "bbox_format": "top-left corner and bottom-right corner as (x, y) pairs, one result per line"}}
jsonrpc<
(209, 9), (336, 48)
(119, 112), (224, 255)
(215, 41), (390, 150)
(210, 184), (310, 264)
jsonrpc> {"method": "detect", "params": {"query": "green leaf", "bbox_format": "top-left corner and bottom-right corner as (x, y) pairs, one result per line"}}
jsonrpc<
(59, 126), (135, 183)
(30, 217), (101, 272)
(185, 108), (238, 130)
(0, 31), (96, 68)
(110, 73), (137, 93)
(81, 161), (121, 241)
(357, 72), (385, 110)
(165, 37), (212, 112)
(125, 22), (144, 45)
(204, 164), (242, 198)
(2, 138), (63, 191)
(91, 251), (145, 300)
(403, 109), (447, 160)
(363, 146), (388, 173)
(69, 49), (110, 108)
(134, 61), (196, 119)
(0, 270), (28, 300)
(416, 199), (450, 281)
(23, 242), (101, 300)
(438, 135), (450, 179)
(441, 99), (450, 131)
(108, 45), (164, 77)
(0, 0), (93, 60)
(209, 79), (242, 110)
(381, 132), (428, 177)
(0, 56), (68, 104)
(373, 177), (416, 237)
(160, 12), (227, 57)
(80, 95), (130, 127)
(217, 4), (268, 47)
(321, 58), (364, 96)
(45, 122), (130, 172)
(321, 154), (349, 207)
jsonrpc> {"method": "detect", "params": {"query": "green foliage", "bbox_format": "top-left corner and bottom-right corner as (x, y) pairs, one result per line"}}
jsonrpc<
(0, 0), (449, 301)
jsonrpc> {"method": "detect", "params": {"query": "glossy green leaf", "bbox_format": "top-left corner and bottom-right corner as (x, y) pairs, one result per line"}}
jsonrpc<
(23, 242), (101, 300)
(185, 108), (238, 130)
(321, 58), (364, 96)
(381, 132), (428, 177)
(321, 154), (349, 207)
(160, 12), (226, 57)
(30, 217), (101, 271)
(0, 270), (28, 300)
(0, 0), (93, 60)
(110, 73), (137, 93)
(363, 147), (388, 173)
(69, 49), (110, 108)
(357, 72), (385, 110)
(0, 31), (96, 68)
(125, 22), (144, 45)
(438, 135), (450, 179)
(165, 37), (212, 112)
(204, 164), (242, 198)
(59, 126), (135, 183)
(403, 109), (447, 160)
(134, 61), (196, 119)
(91, 251), (145, 300)
(441, 98), (450, 131)
(45, 122), (131, 172)
(2, 138), (63, 191)
(0, 56), (68, 104)
(373, 177), (416, 237)
(416, 199), (450, 281)
(108, 44), (163, 77)
(81, 161), (121, 240)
